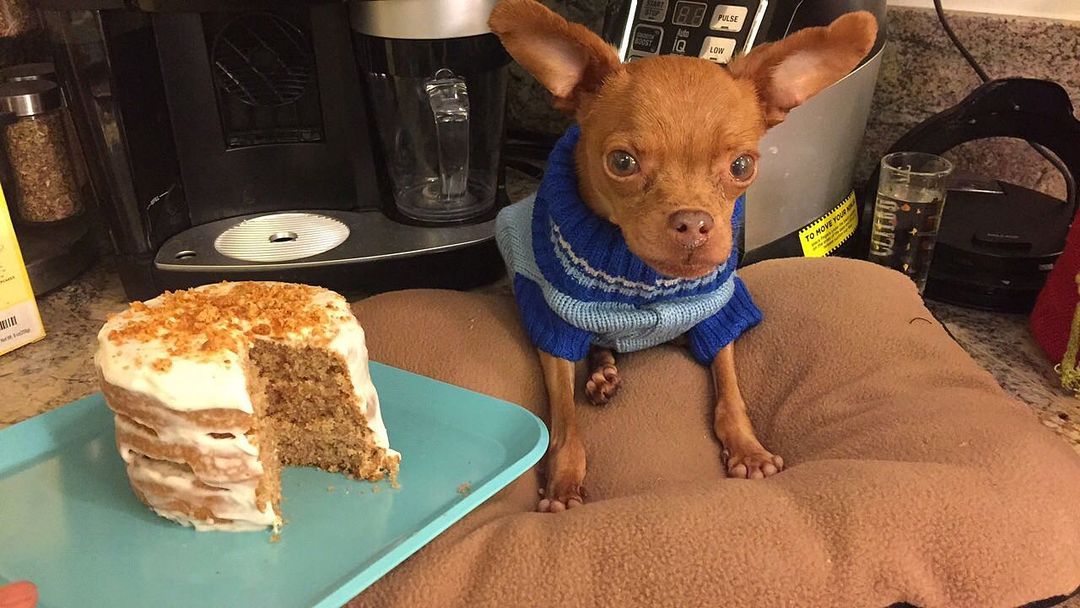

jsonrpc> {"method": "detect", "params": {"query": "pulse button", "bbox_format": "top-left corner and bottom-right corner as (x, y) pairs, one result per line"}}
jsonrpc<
(710, 5), (748, 32)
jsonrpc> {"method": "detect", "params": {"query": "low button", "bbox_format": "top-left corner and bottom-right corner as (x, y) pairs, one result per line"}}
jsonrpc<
(699, 36), (736, 64)
(710, 4), (748, 32)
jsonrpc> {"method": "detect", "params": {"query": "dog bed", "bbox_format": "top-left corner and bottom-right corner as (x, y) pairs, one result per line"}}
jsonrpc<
(349, 257), (1080, 608)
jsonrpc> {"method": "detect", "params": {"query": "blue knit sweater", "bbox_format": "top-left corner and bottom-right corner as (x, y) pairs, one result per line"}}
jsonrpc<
(495, 125), (762, 364)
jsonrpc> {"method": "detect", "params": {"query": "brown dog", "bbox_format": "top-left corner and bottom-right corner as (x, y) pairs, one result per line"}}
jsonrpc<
(489, 0), (877, 512)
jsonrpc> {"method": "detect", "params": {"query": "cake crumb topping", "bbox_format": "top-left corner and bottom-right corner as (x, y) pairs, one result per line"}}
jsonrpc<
(107, 282), (340, 360)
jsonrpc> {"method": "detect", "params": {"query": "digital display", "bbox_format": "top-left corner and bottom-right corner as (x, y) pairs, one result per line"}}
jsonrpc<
(671, 1), (707, 27)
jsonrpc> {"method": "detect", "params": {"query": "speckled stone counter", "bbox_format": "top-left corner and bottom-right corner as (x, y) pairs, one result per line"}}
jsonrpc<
(0, 258), (126, 427)
(927, 301), (1080, 454)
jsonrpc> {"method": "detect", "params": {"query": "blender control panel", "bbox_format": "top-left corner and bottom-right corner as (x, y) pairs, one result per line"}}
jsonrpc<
(618, 0), (769, 65)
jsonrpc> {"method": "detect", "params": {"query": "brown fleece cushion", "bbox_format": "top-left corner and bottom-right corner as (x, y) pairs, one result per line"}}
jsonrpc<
(349, 257), (1080, 608)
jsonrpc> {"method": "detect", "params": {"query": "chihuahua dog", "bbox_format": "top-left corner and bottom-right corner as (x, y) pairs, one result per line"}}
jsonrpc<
(489, 0), (877, 512)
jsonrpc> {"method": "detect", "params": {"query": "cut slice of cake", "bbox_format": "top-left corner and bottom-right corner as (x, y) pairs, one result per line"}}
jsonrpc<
(94, 281), (399, 532)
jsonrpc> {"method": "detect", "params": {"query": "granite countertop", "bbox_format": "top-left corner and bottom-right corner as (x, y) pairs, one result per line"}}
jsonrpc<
(927, 301), (1080, 453)
(3, 249), (1080, 460)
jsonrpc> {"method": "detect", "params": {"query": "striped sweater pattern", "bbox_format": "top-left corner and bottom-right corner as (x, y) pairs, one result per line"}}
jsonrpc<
(495, 125), (762, 364)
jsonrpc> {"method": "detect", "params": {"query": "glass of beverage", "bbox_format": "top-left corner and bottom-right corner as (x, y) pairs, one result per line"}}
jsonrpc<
(867, 151), (954, 293)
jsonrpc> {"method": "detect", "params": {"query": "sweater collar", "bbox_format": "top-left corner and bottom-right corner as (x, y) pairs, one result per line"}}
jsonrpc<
(531, 125), (742, 305)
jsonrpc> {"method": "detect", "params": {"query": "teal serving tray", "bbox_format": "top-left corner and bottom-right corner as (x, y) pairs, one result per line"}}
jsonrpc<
(0, 362), (547, 608)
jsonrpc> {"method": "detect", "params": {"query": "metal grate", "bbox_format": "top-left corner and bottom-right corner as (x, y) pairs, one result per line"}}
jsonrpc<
(213, 212), (349, 263)
(211, 12), (314, 108)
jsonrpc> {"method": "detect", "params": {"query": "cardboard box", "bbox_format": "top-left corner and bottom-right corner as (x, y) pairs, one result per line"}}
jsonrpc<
(0, 183), (45, 356)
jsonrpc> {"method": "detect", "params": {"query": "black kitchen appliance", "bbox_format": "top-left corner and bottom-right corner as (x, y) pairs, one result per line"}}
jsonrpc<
(856, 78), (1080, 313)
(602, 0), (887, 264)
(34, 0), (509, 300)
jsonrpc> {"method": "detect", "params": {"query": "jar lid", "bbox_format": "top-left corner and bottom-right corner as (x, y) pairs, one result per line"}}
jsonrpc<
(350, 0), (499, 39)
(0, 80), (64, 116)
(0, 63), (57, 84)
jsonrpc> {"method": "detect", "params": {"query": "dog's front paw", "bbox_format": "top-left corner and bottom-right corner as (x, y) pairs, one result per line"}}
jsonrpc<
(584, 364), (620, 405)
(723, 447), (784, 479)
(538, 439), (587, 512)
(585, 347), (620, 406)
(537, 481), (585, 513)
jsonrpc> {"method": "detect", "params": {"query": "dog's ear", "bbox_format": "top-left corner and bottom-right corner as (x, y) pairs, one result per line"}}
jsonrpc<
(488, 0), (623, 114)
(728, 11), (877, 126)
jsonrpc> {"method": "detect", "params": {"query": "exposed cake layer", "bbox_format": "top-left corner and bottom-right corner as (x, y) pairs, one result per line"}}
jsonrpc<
(248, 339), (399, 481)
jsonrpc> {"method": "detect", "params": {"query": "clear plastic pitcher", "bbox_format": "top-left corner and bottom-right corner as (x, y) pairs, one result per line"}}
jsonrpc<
(359, 42), (507, 223)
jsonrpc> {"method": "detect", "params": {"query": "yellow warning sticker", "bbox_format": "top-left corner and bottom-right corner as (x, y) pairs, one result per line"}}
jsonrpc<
(798, 191), (858, 258)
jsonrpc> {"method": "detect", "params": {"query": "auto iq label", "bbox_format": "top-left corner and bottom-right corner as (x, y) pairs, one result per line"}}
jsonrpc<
(798, 191), (858, 257)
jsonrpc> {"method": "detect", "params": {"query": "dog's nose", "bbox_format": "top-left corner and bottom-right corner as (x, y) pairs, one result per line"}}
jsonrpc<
(668, 210), (714, 249)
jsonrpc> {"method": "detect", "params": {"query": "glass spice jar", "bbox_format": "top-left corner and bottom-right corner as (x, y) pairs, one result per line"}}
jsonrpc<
(0, 0), (40, 38)
(0, 62), (91, 191)
(0, 80), (85, 223)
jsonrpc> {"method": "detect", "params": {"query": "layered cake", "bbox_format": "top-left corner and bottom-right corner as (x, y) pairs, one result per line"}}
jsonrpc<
(94, 281), (399, 532)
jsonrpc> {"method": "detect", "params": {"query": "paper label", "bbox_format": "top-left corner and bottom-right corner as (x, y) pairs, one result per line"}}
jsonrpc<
(798, 191), (858, 258)
(0, 183), (45, 356)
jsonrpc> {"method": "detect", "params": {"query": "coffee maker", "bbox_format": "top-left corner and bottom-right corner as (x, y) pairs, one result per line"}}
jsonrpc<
(34, 0), (509, 300)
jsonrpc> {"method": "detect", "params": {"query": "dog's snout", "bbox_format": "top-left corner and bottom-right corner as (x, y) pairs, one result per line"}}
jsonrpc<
(668, 210), (715, 249)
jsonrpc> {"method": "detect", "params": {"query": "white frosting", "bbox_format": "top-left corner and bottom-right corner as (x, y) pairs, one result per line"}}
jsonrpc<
(127, 455), (278, 532)
(95, 281), (399, 531)
(330, 317), (393, 452)
(114, 414), (263, 483)
(98, 340), (252, 413)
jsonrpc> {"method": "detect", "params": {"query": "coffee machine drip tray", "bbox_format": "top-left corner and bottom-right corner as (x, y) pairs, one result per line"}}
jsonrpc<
(214, 213), (351, 263)
(154, 210), (494, 272)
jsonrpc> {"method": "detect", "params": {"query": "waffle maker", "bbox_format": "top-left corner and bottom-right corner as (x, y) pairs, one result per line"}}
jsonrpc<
(857, 78), (1080, 313)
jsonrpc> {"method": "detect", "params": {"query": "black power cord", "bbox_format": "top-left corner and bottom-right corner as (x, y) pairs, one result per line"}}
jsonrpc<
(932, 0), (1078, 211)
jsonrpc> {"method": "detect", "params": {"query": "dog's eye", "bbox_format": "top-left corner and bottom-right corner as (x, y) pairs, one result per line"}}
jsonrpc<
(607, 150), (639, 177)
(730, 154), (755, 181)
